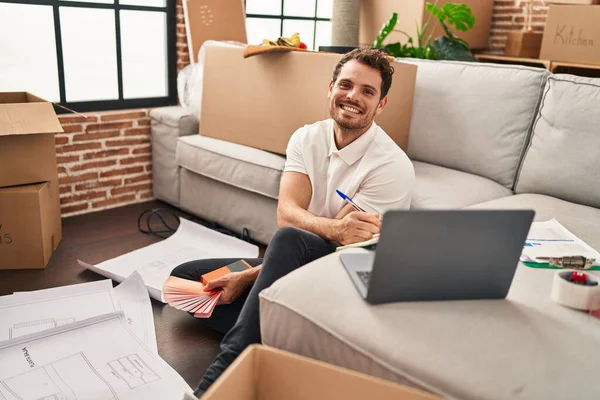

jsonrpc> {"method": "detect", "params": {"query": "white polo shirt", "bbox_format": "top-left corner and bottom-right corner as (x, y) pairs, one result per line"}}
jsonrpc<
(284, 119), (415, 218)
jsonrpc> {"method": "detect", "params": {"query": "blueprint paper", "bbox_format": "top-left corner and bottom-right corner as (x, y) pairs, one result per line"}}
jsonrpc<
(113, 272), (158, 353)
(6, 275), (157, 353)
(79, 218), (259, 302)
(0, 312), (193, 400)
(0, 280), (118, 342)
(521, 218), (600, 266)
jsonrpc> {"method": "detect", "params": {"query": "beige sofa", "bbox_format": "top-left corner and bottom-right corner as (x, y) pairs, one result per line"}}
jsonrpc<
(259, 62), (600, 400)
(151, 57), (600, 399)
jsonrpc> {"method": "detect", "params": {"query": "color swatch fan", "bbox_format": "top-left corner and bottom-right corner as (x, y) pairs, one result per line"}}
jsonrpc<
(163, 276), (221, 318)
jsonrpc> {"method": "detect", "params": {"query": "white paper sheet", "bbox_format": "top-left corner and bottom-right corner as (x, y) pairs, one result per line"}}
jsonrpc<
(0, 312), (193, 400)
(0, 280), (119, 342)
(7, 275), (157, 353)
(79, 218), (259, 302)
(113, 271), (158, 353)
(521, 218), (600, 265)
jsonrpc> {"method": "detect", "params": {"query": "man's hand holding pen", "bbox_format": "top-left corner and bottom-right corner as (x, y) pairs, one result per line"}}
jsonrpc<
(334, 210), (381, 245)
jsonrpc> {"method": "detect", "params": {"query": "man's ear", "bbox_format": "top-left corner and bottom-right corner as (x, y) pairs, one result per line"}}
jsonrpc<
(327, 80), (334, 99)
(376, 96), (388, 115)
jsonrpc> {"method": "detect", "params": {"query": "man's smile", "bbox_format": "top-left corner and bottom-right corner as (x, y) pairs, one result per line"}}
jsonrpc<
(339, 103), (362, 114)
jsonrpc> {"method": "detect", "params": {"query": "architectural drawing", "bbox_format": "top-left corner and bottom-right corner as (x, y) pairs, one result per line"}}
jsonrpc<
(1, 352), (117, 400)
(9, 318), (76, 339)
(108, 354), (160, 389)
(0, 313), (191, 400)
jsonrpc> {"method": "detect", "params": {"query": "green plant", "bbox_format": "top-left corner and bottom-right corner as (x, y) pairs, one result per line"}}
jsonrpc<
(373, 2), (477, 62)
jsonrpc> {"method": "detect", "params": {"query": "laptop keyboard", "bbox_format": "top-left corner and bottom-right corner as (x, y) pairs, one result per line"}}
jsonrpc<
(357, 270), (372, 287)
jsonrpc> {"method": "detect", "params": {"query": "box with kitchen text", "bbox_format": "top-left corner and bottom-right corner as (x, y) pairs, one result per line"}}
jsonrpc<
(540, 4), (600, 64)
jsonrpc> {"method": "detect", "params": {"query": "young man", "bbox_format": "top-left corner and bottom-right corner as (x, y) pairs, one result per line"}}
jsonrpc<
(170, 47), (414, 397)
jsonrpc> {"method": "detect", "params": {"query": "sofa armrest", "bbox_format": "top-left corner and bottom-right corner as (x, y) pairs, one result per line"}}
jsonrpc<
(149, 106), (198, 137)
(150, 106), (197, 207)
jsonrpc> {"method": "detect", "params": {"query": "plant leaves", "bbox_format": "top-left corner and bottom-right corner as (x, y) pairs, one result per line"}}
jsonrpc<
(384, 42), (404, 57)
(377, 4), (476, 62)
(425, 2), (445, 21)
(441, 3), (475, 32)
(373, 12), (398, 48)
(431, 36), (477, 61)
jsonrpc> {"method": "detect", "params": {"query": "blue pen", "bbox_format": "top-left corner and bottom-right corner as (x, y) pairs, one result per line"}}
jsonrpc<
(336, 189), (366, 212)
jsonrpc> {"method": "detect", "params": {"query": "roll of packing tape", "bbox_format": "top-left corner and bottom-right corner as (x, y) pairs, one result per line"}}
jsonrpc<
(551, 270), (600, 310)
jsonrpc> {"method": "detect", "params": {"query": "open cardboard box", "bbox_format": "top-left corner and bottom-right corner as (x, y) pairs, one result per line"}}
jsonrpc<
(0, 181), (62, 270)
(0, 92), (63, 269)
(540, 4), (600, 64)
(359, 0), (494, 50)
(0, 92), (62, 188)
(199, 45), (417, 155)
(200, 345), (442, 400)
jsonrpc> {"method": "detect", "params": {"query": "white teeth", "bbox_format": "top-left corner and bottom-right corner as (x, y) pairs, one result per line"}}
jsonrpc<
(341, 104), (360, 114)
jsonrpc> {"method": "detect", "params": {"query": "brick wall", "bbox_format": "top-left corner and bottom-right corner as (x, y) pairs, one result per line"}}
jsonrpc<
(176, 0), (190, 70)
(56, 112), (153, 216)
(58, 0), (548, 217)
(490, 0), (548, 54)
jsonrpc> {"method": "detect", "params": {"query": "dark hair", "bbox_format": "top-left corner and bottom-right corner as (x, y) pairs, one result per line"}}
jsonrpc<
(331, 47), (394, 99)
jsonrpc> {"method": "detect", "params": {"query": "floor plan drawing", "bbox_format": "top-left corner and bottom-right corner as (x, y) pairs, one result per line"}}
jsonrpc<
(1, 352), (117, 400)
(0, 313), (192, 400)
(9, 318), (76, 339)
(108, 354), (160, 389)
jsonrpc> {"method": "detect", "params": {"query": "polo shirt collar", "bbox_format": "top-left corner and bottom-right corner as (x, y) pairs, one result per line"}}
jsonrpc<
(329, 120), (378, 165)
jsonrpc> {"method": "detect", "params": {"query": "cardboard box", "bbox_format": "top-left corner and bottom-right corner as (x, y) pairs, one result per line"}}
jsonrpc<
(201, 345), (441, 400)
(359, 0), (494, 50)
(0, 181), (62, 270)
(540, 4), (600, 64)
(546, 0), (599, 4)
(183, 0), (247, 63)
(504, 31), (543, 58)
(199, 46), (417, 154)
(0, 92), (62, 188)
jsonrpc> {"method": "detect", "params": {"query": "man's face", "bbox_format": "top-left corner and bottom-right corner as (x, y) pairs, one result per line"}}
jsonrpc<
(328, 59), (388, 132)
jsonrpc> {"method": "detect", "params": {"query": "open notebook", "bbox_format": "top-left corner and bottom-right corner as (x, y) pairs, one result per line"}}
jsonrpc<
(336, 234), (380, 251)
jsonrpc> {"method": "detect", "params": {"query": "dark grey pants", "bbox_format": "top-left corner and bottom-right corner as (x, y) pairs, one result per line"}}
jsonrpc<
(170, 226), (337, 397)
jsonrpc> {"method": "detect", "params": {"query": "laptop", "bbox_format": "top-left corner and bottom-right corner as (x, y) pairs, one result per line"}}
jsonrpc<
(339, 210), (535, 304)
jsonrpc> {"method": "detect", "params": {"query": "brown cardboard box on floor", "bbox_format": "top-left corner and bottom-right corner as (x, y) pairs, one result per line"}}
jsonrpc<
(199, 46), (417, 155)
(540, 4), (600, 64)
(201, 345), (442, 400)
(0, 92), (62, 188)
(359, 0), (494, 50)
(0, 180), (62, 270)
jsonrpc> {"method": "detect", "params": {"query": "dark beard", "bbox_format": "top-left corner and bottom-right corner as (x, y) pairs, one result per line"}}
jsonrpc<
(329, 105), (376, 133)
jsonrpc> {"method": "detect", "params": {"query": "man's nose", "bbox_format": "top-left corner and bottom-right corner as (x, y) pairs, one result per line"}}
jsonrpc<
(346, 88), (359, 102)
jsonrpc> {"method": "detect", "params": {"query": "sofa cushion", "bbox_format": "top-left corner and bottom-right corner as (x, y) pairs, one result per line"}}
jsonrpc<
(468, 193), (600, 250)
(260, 248), (600, 400)
(515, 75), (600, 208)
(176, 135), (285, 200)
(411, 161), (512, 209)
(179, 169), (278, 245)
(403, 59), (549, 189)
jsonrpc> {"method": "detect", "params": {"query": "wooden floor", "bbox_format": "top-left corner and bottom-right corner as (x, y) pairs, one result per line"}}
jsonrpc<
(0, 200), (263, 389)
